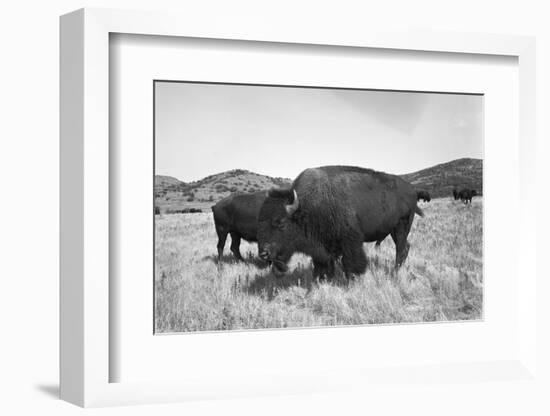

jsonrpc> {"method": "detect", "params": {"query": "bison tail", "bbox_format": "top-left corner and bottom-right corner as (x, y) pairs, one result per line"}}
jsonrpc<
(415, 206), (425, 217)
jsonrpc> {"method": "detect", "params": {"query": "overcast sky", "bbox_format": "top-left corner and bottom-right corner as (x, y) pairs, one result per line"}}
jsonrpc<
(155, 82), (483, 182)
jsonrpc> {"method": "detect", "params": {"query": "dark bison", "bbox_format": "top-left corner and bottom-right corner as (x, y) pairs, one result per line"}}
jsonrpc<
(457, 188), (477, 204)
(211, 191), (266, 260)
(416, 190), (431, 202)
(452, 188), (459, 200)
(257, 166), (424, 279)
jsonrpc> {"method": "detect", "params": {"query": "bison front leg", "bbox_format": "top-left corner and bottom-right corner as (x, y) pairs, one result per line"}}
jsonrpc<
(341, 238), (367, 279)
(229, 232), (244, 261)
(312, 258), (336, 281)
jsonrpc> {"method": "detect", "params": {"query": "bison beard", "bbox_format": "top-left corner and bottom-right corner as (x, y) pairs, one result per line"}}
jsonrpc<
(257, 166), (423, 279)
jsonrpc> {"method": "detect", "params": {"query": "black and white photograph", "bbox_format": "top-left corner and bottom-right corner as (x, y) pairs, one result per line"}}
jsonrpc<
(154, 81), (483, 333)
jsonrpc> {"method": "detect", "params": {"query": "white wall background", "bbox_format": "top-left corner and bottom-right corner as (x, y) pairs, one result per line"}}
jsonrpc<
(0, 1), (548, 415)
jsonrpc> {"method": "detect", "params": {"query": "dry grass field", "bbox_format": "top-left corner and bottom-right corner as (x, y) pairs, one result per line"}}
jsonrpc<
(155, 197), (482, 333)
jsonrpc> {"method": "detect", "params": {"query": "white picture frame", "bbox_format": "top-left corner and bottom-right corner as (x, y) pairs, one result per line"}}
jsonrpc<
(60, 8), (537, 408)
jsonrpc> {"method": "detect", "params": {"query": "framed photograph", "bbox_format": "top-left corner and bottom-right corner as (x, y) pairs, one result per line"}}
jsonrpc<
(153, 80), (484, 334)
(60, 8), (537, 407)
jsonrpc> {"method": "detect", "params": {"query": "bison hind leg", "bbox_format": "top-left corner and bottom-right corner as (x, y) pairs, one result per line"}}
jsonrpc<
(391, 212), (414, 269)
(215, 227), (228, 260)
(229, 232), (244, 261)
(395, 241), (410, 268)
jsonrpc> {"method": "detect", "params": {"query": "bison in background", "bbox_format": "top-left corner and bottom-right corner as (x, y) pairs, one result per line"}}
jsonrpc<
(452, 188), (459, 200)
(457, 188), (477, 204)
(257, 166), (424, 280)
(211, 191), (266, 260)
(416, 190), (431, 202)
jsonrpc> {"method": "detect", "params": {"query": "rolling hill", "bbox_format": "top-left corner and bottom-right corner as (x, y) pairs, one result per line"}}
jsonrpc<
(155, 158), (482, 213)
(154, 169), (291, 213)
(154, 175), (185, 192)
(400, 158), (482, 198)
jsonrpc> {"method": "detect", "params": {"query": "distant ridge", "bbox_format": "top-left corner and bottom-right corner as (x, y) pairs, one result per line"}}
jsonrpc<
(155, 175), (185, 189)
(155, 158), (482, 213)
(400, 158), (482, 198)
(154, 169), (291, 213)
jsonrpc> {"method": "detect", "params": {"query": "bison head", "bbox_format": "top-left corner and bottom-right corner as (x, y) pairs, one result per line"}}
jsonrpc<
(257, 188), (300, 276)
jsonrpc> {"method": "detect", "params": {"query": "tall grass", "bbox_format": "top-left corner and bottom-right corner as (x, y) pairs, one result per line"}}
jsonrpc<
(155, 198), (482, 332)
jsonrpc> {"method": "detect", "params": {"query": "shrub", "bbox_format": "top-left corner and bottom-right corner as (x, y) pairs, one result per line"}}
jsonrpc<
(215, 184), (228, 192)
(165, 208), (203, 214)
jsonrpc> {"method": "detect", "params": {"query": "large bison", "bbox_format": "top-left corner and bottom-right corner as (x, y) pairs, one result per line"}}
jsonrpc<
(416, 190), (431, 202)
(457, 188), (477, 204)
(452, 188), (459, 200)
(257, 166), (424, 279)
(211, 191), (266, 260)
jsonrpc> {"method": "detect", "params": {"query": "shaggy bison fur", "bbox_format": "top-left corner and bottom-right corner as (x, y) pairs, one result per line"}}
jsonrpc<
(257, 166), (424, 279)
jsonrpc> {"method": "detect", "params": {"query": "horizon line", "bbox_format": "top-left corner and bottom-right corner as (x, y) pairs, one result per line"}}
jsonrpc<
(155, 156), (483, 183)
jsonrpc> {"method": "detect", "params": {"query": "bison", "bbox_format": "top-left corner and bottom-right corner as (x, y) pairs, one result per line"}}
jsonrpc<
(257, 166), (424, 279)
(416, 190), (431, 202)
(211, 191), (266, 260)
(452, 188), (459, 200)
(457, 188), (477, 204)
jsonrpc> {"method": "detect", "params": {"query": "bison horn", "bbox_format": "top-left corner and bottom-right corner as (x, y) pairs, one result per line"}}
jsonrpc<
(285, 190), (299, 216)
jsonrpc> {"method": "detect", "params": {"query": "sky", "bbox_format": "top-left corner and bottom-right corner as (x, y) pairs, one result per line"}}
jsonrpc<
(155, 81), (483, 182)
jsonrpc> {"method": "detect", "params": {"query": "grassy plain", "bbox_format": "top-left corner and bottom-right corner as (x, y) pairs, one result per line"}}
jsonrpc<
(154, 198), (483, 332)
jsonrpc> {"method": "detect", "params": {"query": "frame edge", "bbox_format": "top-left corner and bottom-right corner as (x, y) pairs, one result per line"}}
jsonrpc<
(59, 8), (85, 407)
